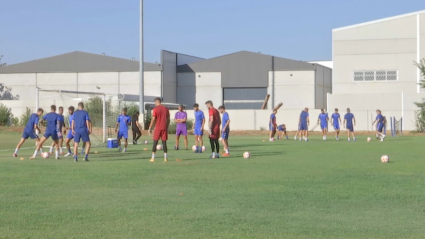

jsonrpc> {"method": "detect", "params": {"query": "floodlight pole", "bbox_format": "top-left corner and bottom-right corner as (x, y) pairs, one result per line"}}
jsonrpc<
(139, 0), (145, 129)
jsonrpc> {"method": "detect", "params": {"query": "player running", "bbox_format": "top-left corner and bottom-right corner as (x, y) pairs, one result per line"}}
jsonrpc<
(318, 109), (329, 140)
(277, 124), (288, 140)
(174, 104), (188, 150)
(64, 106), (75, 157)
(13, 108), (44, 157)
(72, 102), (92, 162)
(206, 100), (221, 159)
(299, 107), (310, 141)
(132, 112), (142, 145)
(115, 108), (131, 152)
(48, 106), (65, 155)
(149, 97), (170, 162)
(331, 108), (341, 140)
(372, 109), (386, 141)
(269, 109), (277, 141)
(193, 103), (205, 153)
(30, 105), (61, 160)
(218, 105), (230, 156)
(343, 108), (356, 142)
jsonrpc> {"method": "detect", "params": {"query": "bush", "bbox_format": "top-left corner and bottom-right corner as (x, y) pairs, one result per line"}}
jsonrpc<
(124, 103), (140, 118)
(168, 119), (194, 134)
(20, 107), (32, 126)
(85, 96), (110, 127)
(0, 103), (12, 126)
(414, 59), (425, 132)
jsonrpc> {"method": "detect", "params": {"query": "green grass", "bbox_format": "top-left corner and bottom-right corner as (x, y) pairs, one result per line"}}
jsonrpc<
(1, 132), (425, 238)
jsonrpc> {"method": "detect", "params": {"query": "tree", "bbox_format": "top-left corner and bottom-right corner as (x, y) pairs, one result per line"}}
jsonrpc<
(0, 55), (6, 67)
(414, 59), (425, 132)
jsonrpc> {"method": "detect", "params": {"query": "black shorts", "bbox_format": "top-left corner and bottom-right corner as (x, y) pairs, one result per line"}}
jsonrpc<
(132, 128), (141, 133)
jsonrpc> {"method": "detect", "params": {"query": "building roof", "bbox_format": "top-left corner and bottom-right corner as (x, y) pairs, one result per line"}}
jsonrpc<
(0, 51), (162, 73)
(333, 9), (425, 32)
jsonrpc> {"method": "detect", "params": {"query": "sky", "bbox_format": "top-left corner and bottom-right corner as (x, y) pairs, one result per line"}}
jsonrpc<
(1, 0), (425, 65)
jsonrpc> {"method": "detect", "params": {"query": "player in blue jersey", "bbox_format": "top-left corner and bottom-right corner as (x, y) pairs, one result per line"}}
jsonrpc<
(277, 124), (288, 140)
(64, 106), (75, 157)
(372, 109), (386, 141)
(317, 109), (329, 140)
(331, 108), (341, 140)
(30, 105), (61, 159)
(343, 108), (356, 142)
(218, 105), (230, 156)
(269, 109), (277, 141)
(48, 106), (65, 155)
(115, 107), (132, 152)
(193, 103), (205, 153)
(72, 102), (92, 162)
(13, 108), (44, 157)
(299, 107), (310, 141)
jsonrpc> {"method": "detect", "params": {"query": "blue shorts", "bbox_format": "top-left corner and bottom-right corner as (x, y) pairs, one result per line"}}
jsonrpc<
(117, 130), (128, 139)
(44, 130), (58, 141)
(299, 123), (308, 131)
(67, 131), (74, 139)
(320, 124), (327, 130)
(333, 124), (340, 130)
(376, 124), (384, 132)
(347, 125), (354, 132)
(22, 130), (38, 140)
(269, 124), (276, 131)
(222, 130), (229, 140)
(194, 127), (203, 136)
(74, 130), (90, 143)
(58, 130), (64, 139)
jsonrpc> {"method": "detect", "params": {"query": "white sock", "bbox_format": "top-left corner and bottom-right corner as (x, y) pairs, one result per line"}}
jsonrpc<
(151, 153), (155, 159)
(212, 152), (216, 157)
(55, 151), (59, 158)
(353, 137), (356, 140)
(59, 147), (63, 153)
(14, 148), (18, 154)
(164, 153), (167, 158)
(49, 146), (53, 153)
(225, 149), (229, 154)
(32, 150), (38, 157)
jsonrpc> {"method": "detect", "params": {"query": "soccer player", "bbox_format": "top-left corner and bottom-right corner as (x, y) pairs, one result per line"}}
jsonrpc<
(277, 124), (288, 140)
(132, 112), (142, 145)
(299, 107), (310, 141)
(193, 103), (205, 153)
(294, 126), (302, 141)
(331, 108), (341, 140)
(49, 106), (65, 155)
(318, 109), (329, 140)
(64, 106), (75, 157)
(149, 97), (170, 162)
(269, 109), (277, 141)
(13, 108), (44, 157)
(218, 105), (230, 156)
(206, 100), (221, 159)
(72, 102), (92, 162)
(372, 109), (386, 141)
(115, 107), (131, 152)
(174, 104), (188, 150)
(30, 105), (61, 160)
(343, 108), (356, 142)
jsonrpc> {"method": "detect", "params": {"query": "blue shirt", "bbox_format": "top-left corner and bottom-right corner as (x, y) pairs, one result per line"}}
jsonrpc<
(117, 114), (131, 131)
(194, 110), (205, 128)
(376, 114), (384, 126)
(222, 112), (230, 130)
(319, 113), (328, 124)
(73, 110), (90, 130)
(25, 113), (39, 132)
(68, 114), (74, 128)
(43, 112), (59, 132)
(300, 111), (309, 124)
(344, 113), (355, 126)
(57, 114), (65, 130)
(270, 113), (276, 125)
(331, 113), (340, 125)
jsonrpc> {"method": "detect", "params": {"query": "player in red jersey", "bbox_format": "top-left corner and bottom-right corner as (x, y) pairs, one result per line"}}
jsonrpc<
(205, 100), (221, 158)
(149, 97), (170, 162)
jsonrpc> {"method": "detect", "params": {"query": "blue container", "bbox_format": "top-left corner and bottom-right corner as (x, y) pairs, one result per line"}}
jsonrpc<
(107, 138), (118, 148)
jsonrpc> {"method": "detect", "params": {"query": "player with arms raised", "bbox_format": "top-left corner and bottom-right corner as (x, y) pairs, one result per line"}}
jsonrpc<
(115, 107), (131, 152)
(318, 109), (329, 140)
(331, 108), (341, 140)
(218, 105), (230, 156)
(343, 108), (356, 142)
(149, 97), (170, 162)
(13, 108), (44, 157)
(174, 104), (188, 150)
(206, 100), (221, 159)
(72, 102), (92, 162)
(193, 103), (205, 153)
(299, 107), (310, 141)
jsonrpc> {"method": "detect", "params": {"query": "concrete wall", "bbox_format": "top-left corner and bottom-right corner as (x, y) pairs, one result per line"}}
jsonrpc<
(315, 66), (332, 109)
(161, 51), (177, 103)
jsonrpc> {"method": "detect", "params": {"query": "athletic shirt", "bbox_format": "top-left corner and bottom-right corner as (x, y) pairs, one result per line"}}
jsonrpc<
(73, 110), (90, 130)
(152, 105), (170, 130)
(68, 114), (74, 128)
(117, 114), (131, 131)
(132, 114), (139, 129)
(222, 112), (230, 130)
(25, 113), (39, 132)
(270, 113), (276, 125)
(376, 114), (384, 126)
(209, 108), (221, 128)
(319, 113), (328, 124)
(175, 111), (187, 127)
(43, 112), (59, 132)
(194, 110), (205, 128)
(300, 111), (309, 124)
(331, 113), (340, 124)
(344, 113), (355, 126)
(57, 114), (65, 131)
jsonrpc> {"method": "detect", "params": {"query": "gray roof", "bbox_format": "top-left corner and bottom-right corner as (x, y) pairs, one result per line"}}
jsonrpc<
(0, 51), (162, 73)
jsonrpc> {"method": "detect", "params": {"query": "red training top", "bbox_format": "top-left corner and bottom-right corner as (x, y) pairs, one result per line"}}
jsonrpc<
(209, 108), (221, 128)
(152, 105), (170, 130)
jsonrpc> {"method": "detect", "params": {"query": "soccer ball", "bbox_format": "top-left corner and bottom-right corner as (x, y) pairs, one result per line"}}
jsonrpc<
(381, 155), (389, 163)
(367, 137), (371, 142)
(156, 145), (162, 151)
(41, 152), (50, 159)
(243, 152), (250, 159)
(192, 145), (197, 151)
(144, 140), (148, 145)
(202, 146), (206, 152)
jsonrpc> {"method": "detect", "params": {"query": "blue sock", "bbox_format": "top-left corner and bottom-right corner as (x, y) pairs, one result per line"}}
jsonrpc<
(85, 154), (88, 160)
(74, 155), (77, 160)
(196, 146), (199, 152)
(68, 149), (71, 154)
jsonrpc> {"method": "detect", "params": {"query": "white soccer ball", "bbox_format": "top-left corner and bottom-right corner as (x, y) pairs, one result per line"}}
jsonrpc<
(41, 152), (50, 159)
(367, 137), (371, 142)
(243, 152), (250, 159)
(192, 145), (197, 152)
(202, 146), (206, 152)
(156, 145), (162, 151)
(144, 140), (148, 145)
(381, 155), (389, 163)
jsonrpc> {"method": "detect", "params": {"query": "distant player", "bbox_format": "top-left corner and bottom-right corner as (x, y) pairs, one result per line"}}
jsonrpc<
(318, 109), (329, 140)
(13, 108), (44, 157)
(174, 104), (188, 150)
(331, 108), (341, 140)
(132, 112), (142, 145)
(193, 103), (205, 153)
(269, 109), (277, 141)
(64, 106), (75, 157)
(218, 105), (230, 156)
(343, 108), (356, 142)
(49, 106), (65, 155)
(149, 97), (170, 162)
(372, 109), (386, 141)
(72, 102), (92, 162)
(206, 100), (221, 159)
(115, 107), (131, 152)
(299, 107), (310, 141)
(277, 124), (288, 140)
(30, 105), (61, 160)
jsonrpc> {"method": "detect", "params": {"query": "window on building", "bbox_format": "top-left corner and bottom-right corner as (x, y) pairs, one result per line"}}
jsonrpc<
(353, 70), (398, 82)
(223, 88), (267, 109)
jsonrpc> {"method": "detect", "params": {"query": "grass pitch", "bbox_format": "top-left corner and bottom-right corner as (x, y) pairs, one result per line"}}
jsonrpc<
(0, 131), (424, 238)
